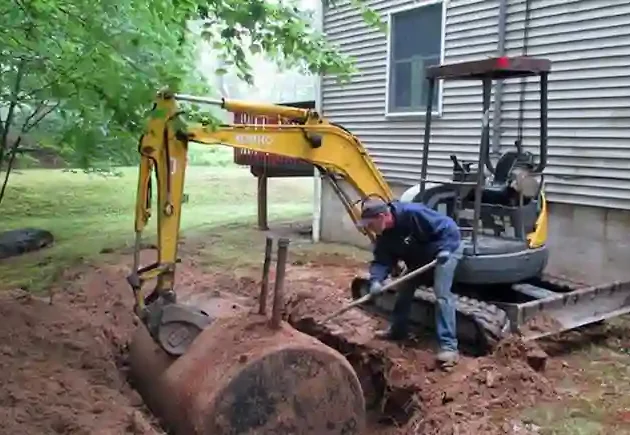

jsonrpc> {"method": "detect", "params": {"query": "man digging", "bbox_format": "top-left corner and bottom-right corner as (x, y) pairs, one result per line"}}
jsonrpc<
(358, 197), (464, 368)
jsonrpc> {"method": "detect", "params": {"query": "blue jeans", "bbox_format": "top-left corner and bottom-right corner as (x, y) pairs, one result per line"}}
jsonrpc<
(390, 243), (464, 352)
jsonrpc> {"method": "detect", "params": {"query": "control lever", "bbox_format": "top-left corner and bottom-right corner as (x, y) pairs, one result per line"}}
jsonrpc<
(450, 154), (465, 173)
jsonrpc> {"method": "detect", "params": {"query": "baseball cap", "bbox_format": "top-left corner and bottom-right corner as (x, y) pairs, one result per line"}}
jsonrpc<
(357, 197), (390, 227)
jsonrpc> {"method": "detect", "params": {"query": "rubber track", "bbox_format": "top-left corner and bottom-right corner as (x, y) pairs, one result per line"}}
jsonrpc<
(411, 287), (510, 353)
(352, 273), (589, 355)
(351, 278), (510, 355)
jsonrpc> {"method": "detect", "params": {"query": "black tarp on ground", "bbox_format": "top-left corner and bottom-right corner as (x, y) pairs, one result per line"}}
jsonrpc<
(0, 228), (54, 260)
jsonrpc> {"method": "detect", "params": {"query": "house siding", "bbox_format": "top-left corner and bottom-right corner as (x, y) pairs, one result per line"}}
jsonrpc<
(501, 0), (630, 209)
(321, 0), (630, 210)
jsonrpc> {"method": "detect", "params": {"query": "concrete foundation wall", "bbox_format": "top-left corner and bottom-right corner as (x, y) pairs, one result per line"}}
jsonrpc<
(320, 179), (409, 250)
(545, 203), (630, 284)
(319, 180), (630, 285)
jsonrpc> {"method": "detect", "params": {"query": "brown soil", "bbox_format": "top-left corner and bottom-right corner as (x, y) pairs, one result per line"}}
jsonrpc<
(0, 243), (566, 435)
(282, 276), (558, 435)
(0, 280), (162, 435)
(519, 313), (564, 337)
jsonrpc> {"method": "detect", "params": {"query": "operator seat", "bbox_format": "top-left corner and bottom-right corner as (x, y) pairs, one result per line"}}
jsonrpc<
(415, 151), (541, 257)
(456, 151), (537, 207)
(413, 182), (529, 256)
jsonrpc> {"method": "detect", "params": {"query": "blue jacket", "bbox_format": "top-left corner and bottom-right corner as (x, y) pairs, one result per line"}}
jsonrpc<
(369, 201), (461, 282)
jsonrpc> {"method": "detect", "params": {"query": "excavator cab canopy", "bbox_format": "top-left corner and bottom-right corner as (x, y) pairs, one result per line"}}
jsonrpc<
(420, 56), (549, 180)
(425, 56), (551, 80)
(418, 56), (551, 272)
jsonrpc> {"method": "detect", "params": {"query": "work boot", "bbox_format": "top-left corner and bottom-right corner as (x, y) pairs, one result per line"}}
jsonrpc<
(374, 326), (408, 341)
(436, 350), (459, 369)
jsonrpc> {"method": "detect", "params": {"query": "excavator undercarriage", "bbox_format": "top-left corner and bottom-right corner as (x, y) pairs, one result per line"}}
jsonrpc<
(351, 271), (630, 355)
(125, 56), (630, 434)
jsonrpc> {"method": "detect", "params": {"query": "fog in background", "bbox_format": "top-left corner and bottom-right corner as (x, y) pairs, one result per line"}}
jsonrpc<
(196, 0), (320, 104)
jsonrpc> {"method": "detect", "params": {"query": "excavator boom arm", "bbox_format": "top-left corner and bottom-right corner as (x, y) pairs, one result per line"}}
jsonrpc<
(128, 90), (392, 320)
(186, 124), (391, 200)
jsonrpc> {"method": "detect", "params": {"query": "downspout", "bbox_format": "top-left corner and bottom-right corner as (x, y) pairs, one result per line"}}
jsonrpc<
(491, 0), (509, 155)
(515, 0), (533, 151)
(311, 0), (325, 243)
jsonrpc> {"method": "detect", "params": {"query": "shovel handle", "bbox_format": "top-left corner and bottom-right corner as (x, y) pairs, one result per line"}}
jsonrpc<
(377, 259), (438, 294)
(321, 259), (438, 323)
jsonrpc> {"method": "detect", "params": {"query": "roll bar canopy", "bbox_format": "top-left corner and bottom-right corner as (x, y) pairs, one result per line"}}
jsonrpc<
(419, 56), (551, 255)
(426, 56), (551, 80)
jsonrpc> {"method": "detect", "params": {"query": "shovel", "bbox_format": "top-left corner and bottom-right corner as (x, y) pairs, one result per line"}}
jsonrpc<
(321, 259), (438, 323)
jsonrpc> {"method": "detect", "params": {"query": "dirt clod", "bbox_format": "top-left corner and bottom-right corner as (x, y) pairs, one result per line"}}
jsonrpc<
(526, 348), (548, 372)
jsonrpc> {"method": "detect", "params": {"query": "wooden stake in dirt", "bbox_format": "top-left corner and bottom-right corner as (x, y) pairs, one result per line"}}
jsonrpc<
(271, 237), (290, 330)
(258, 236), (274, 315)
(321, 259), (438, 323)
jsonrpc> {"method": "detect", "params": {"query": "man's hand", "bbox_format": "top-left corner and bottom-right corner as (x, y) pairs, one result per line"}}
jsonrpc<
(369, 280), (384, 296)
(391, 261), (405, 277)
(436, 250), (450, 265)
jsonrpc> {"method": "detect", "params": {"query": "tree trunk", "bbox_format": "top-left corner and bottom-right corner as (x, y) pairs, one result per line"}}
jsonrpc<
(0, 137), (22, 207)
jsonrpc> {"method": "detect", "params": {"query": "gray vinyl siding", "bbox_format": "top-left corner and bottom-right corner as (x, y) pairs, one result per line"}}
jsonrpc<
(501, 0), (630, 209)
(321, 0), (630, 210)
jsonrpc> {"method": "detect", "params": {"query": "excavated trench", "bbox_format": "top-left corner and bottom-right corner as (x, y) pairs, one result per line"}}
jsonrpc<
(5, 235), (567, 435)
(288, 316), (424, 426)
(279, 280), (443, 432)
(123, 275), (558, 435)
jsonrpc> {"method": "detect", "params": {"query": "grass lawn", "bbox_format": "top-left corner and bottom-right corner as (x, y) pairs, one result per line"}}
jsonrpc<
(1, 147), (314, 292)
(522, 318), (630, 435)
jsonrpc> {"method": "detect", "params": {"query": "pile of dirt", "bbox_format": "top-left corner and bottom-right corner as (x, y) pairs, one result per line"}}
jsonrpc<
(407, 338), (557, 435)
(0, 286), (162, 435)
(0, 246), (261, 435)
(0, 247), (199, 434)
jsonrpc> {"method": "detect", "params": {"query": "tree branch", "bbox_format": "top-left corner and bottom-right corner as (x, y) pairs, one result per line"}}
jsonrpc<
(22, 99), (63, 133)
(20, 99), (46, 124)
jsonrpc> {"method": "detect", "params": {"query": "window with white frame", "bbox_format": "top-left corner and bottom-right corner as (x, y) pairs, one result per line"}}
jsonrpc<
(387, 2), (444, 115)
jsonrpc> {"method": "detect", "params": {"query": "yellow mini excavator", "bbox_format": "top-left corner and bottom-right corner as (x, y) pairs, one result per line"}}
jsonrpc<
(126, 56), (630, 435)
